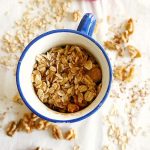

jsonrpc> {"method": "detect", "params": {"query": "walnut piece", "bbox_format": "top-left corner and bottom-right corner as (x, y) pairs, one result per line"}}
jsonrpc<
(13, 93), (23, 105)
(51, 125), (63, 139)
(125, 18), (134, 35)
(6, 121), (17, 136)
(64, 129), (76, 140)
(126, 45), (141, 59)
(114, 65), (135, 82)
(73, 10), (81, 22)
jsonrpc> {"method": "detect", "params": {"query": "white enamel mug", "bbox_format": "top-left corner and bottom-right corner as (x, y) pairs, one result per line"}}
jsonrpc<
(16, 13), (112, 123)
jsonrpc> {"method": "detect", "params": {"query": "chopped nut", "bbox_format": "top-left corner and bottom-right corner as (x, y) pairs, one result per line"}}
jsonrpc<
(73, 145), (80, 150)
(51, 125), (63, 139)
(6, 121), (17, 136)
(114, 66), (125, 81)
(121, 31), (129, 43)
(73, 10), (81, 22)
(104, 41), (118, 50)
(13, 93), (23, 105)
(126, 45), (141, 59)
(114, 65), (134, 82)
(64, 129), (76, 140)
(125, 18), (134, 35)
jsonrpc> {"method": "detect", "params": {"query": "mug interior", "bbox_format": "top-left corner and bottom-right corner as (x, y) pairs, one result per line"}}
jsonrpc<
(17, 30), (111, 122)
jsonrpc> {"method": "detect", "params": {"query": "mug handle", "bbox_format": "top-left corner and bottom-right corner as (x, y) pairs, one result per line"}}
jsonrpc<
(77, 13), (96, 37)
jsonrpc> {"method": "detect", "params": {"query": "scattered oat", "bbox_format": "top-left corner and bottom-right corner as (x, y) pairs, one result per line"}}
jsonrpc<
(104, 41), (118, 50)
(13, 93), (23, 105)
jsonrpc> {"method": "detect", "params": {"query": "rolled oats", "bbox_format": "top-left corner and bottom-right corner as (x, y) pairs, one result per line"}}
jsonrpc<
(32, 45), (102, 113)
(84, 91), (96, 102)
(73, 145), (80, 150)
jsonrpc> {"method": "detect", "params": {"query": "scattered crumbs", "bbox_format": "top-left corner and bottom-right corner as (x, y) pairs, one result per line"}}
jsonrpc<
(34, 147), (42, 150)
(0, 0), (82, 72)
(104, 18), (140, 59)
(13, 93), (23, 105)
(0, 112), (7, 121)
(73, 145), (80, 150)
(102, 79), (150, 149)
(107, 16), (111, 23)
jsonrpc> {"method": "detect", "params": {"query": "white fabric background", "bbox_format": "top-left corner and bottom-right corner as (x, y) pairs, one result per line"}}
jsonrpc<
(0, 0), (150, 150)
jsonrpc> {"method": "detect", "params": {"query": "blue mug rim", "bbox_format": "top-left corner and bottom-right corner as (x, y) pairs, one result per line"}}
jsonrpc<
(16, 29), (112, 123)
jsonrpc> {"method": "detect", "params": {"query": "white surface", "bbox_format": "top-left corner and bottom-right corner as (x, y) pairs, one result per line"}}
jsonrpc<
(0, 0), (150, 150)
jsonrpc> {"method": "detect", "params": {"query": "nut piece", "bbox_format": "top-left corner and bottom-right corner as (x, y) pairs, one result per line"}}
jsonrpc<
(114, 65), (135, 82)
(104, 41), (118, 50)
(64, 129), (76, 140)
(126, 45), (141, 59)
(51, 125), (63, 139)
(68, 104), (79, 113)
(87, 67), (102, 82)
(73, 10), (81, 22)
(121, 31), (129, 43)
(13, 94), (23, 105)
(6, 121), (17, 136)
(125, 18), (134, 35)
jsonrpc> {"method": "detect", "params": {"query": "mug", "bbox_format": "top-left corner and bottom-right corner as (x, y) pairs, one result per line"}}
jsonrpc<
(16, 13), (112, 123)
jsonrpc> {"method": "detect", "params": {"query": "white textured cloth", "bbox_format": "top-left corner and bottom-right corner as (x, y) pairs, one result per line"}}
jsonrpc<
(0, 0), (150, 150)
